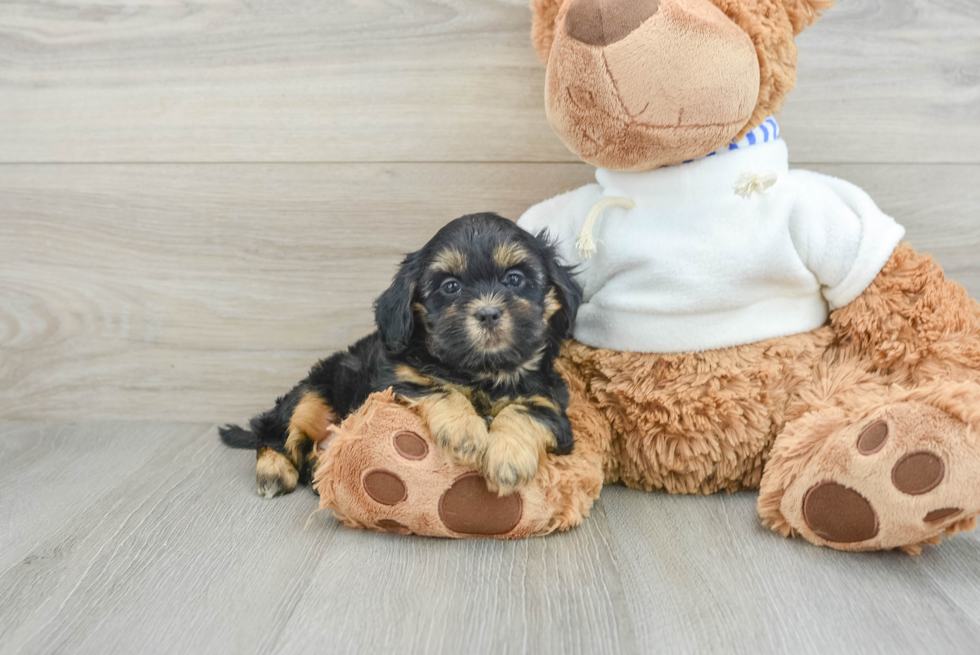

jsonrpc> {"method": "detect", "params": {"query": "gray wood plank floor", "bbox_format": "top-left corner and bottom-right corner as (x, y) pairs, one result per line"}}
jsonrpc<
(3, 420), (979, 655)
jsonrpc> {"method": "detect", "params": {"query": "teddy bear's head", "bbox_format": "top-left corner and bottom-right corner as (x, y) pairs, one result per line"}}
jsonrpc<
(531, 0), (836, 171)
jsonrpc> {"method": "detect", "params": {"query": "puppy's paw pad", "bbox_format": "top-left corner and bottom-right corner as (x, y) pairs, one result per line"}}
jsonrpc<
(256, 481), (287, 498)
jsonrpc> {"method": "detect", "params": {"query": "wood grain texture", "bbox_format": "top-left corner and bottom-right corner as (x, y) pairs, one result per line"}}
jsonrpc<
(0, 0), (977, 164)
(600, 485), (980, 655)
(2, 421), (979, 655)
(2, 162), (977, 422)
(0, 421), (637, 655)
(0, 420), (212, 572)
(0, 421), (337, 655)
(270, 499), (636, 655)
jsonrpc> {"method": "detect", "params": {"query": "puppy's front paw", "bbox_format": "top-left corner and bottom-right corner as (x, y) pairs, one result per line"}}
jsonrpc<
(482, 431), (541, 496)
(431, 412), (491, 469)
(256, 448), (299, 498)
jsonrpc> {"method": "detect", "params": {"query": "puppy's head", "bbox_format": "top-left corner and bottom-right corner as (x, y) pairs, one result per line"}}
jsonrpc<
(374, 213), (582, 374)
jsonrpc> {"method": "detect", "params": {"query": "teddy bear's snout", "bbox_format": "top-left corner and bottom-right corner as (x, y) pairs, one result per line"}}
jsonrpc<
(546, 0), (762, 171)
(564, 0), (661, 46)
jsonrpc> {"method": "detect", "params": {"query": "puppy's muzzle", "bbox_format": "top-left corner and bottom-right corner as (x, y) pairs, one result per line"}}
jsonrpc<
(474, 306), (502, 329)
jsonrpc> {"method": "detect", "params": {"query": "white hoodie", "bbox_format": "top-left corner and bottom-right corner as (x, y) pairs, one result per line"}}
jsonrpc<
(518, 125), (905, 354)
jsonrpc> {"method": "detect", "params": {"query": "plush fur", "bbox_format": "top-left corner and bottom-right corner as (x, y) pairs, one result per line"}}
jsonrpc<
(531, 0), (834, 169)
(314, 357), (609, 538)
(222, 213), (583, 497)
(303, 0), (980, 553)
(318, 245), (980, 550)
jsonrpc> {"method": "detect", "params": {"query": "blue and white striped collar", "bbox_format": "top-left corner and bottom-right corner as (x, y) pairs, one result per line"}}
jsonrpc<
(681, 117), (780, 164)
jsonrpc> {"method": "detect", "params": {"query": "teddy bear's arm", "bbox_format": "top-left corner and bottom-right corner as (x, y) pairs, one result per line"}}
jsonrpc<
(787, 169), (906, 310)
(830, 242), (980, 378)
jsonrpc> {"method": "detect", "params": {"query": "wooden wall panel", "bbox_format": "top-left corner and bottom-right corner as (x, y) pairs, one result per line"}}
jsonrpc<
(1, 163), (977, 421)
(0, 0), (977, 164)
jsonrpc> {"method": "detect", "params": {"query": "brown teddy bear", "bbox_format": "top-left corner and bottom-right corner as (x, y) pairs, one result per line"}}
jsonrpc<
(314, 0), (980, 553)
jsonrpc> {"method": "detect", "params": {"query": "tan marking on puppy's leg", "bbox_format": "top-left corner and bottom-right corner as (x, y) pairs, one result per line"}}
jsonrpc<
(285, 392), (336, 472)
(483, 405), (556, 495)
(493, 242), (530, 269)
(410, 389), (490, 469)
(256, 447), (299, 498)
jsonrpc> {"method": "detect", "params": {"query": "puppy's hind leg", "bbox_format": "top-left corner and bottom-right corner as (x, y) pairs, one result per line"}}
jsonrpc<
(238, 389), (335, 498)
(256, 447), (300, 498)
(219, 420), (299, 498)
(284, 391), (338, 486)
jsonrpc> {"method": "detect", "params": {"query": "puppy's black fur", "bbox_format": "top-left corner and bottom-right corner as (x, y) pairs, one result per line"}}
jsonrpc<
(220, 212), (582, 496)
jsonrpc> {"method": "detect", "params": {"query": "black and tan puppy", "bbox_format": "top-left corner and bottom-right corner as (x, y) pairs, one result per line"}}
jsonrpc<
(220, 212), (582, 497)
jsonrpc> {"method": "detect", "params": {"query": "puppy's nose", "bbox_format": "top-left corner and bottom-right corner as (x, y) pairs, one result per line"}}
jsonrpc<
(475, 306), (502, 329)
(565, 0), (661, 46)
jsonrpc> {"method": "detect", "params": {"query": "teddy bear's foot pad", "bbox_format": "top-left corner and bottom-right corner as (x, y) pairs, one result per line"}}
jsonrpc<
(338, 433), (525, 537)
(437, 473), (523, 535)
(802, 482), (879, 543)
(779, 402), (980, 551)
(313, 391), (601, 539)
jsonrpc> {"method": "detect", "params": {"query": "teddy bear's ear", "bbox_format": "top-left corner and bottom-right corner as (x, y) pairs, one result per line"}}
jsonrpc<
(783, 0), (837, 34)
(530, 0), (565, 65)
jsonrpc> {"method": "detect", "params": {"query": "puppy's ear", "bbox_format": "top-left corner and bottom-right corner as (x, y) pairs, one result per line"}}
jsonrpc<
(535, 230), (583, 339)
(374, 250), (424, 352)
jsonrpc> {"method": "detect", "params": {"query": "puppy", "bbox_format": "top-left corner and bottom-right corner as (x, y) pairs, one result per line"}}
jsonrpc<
(220, 212), (583, 497)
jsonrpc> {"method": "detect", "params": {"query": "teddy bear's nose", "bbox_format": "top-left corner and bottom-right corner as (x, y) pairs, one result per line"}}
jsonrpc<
(564, 0), (661, 46)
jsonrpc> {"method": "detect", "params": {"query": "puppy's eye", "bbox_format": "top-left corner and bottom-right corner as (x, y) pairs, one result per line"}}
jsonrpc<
(440, 278), (461, 295)
(503, 270), (525, 288)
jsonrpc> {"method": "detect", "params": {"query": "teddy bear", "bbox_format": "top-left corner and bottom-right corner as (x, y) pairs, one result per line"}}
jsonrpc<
(312, 0), (980, 553)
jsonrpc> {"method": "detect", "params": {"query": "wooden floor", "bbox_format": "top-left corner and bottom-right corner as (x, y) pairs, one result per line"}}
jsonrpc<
(2, 420), (980, 655)
(3, 0), (980, 653)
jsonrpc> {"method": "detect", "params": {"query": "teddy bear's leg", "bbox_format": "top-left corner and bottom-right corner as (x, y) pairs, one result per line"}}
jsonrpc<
(560, 332), (839, 495)
(313, 354), (611, 538)
(759, 379), (980, 553)
(760, 244), (980, 552)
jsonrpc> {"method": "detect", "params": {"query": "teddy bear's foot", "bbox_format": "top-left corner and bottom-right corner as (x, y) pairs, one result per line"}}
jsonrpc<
(312, 390), (604, 539)
(760, 392), (980, 553)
